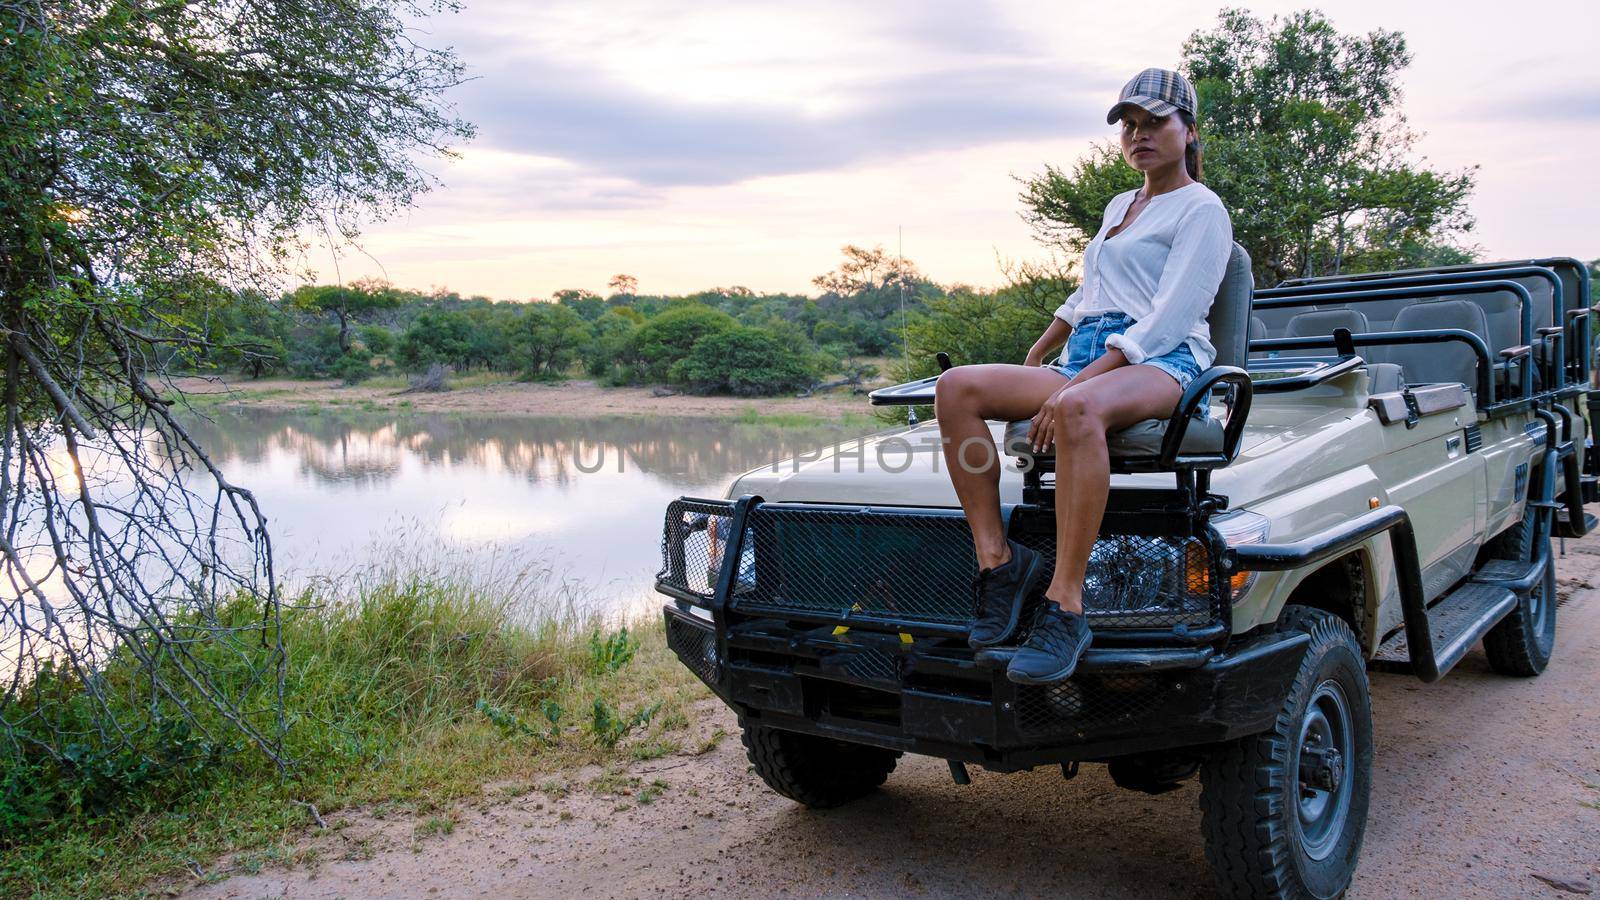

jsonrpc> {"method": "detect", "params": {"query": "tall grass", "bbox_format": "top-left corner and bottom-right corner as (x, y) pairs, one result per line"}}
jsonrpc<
(0, 556), (702, 898)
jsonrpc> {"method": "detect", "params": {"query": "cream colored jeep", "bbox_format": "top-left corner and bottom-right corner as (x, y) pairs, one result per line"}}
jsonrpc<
(654, 251), (1596, 899)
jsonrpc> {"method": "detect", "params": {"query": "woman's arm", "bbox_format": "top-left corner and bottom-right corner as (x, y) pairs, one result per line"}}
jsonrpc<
(1027, 347), (1130, 451)
(1026, 283), (1087, 366)
(1025, 317), (1072, 367)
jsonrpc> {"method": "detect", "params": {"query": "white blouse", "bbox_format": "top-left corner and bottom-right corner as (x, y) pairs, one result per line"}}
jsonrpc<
(1053, 181), (1233, 369)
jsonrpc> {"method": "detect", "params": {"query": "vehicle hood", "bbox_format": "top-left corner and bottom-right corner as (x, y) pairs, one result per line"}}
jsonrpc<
(725, 401), (1367, 509)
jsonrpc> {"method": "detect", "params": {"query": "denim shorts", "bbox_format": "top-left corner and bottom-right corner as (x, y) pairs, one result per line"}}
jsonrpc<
(1044, 311), (1206, 395)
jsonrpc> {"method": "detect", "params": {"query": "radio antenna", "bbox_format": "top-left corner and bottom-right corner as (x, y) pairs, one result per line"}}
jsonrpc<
(899, 225), (917, 427)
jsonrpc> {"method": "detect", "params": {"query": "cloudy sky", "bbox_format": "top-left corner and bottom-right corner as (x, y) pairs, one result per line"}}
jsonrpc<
(310, 0), (1600, 299)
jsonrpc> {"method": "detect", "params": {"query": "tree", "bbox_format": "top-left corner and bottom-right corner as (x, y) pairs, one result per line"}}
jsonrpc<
(582, 307), (643, 380)
(396, 311), (476, 373)
(669, 327), (823, 396)
(0, 0), (470, 776)
(555, 288), (606, 322)
(1019, 9), (1476, 284)
(607, 274), (639, 297)
(622, 305), (735, 383)
(507, 303), (591, 378)
(893, 288), (1057, 387)
(288, 279), (407, 351)
(812, 245), (923, 297)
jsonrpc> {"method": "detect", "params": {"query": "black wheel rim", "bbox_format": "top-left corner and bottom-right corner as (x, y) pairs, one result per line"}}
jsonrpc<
(1295, 678), (1354, 861)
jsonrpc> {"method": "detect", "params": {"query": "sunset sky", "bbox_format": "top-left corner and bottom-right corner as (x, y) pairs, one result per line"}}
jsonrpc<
(308, 0), (1600, 300)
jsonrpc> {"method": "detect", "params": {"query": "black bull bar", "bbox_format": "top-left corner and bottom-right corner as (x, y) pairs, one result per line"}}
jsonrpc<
(655, 494), (1314, 766)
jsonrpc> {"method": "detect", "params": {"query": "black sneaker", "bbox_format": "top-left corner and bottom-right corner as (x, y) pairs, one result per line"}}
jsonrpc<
(1005, 603), (1093, 684)
(967, 539), (1044, 649)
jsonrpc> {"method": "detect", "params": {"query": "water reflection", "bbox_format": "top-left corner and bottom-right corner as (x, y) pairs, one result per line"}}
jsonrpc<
(182, 409), (877, 613)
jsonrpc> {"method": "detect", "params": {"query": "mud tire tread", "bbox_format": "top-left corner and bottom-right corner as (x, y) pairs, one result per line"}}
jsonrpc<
(739, 720), (899, 809)
(1199, 606), (1371, 899)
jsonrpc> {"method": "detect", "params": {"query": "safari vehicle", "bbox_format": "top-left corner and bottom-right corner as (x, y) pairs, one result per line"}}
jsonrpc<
(652, 248), (1597, 898)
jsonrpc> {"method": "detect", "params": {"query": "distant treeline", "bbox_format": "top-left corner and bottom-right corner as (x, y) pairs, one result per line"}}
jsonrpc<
(187, 245), (1075, 396)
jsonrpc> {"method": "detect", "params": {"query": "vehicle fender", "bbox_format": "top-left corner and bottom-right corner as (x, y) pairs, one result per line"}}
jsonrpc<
(1230, 466), (1391, 646)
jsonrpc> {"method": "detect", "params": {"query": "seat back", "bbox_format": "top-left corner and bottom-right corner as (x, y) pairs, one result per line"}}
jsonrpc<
(1210, 243), (1254, 369)
(1280, 309), (1369, 358)
(1382, 300), (1491, 393)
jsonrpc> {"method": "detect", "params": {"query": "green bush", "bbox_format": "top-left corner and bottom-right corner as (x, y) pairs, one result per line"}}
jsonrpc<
(396, 310), (476, 372)
(669, 325), (821, 396)
(506, 303), (590, 379)
(621, 304), (734, 383)
(331, 346), (376, 384)
(359, 323), (396, 358)
(286, 324), (346, 377)
(582, 307), (643, 380)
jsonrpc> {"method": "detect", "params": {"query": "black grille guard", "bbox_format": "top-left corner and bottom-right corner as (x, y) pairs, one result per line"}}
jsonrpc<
(656, 494), (1234, 647)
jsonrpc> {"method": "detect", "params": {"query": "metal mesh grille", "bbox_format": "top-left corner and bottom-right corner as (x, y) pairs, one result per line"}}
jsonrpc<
(728, 505), (1220, 632)
(665, 611), (719, 684)
(655, 498), (737, 603)
(844, 647), (898, 682)
(1015, 675), (1172, 736)
(733, 506), (977, 624)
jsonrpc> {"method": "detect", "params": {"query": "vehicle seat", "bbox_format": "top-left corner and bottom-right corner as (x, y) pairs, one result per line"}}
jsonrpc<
(1280, 308), (1370, 357)
(1378, 299), (1491, 395)
(1003, 243), (1251, 463)
(1247, 314), (1268, 358)
(1366, 362), (1406, 394)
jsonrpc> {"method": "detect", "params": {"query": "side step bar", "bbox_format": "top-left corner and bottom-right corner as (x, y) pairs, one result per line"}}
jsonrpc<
(1370, 582), (1518, 678)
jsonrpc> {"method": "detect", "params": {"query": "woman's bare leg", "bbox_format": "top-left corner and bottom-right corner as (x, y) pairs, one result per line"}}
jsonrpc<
(1044, 365), (1183, 612)
(933, 364), (1071, 569)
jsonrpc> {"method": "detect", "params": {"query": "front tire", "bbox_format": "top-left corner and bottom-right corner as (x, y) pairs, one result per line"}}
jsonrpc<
(740, 719), (900, 809)
(1199, 606), (1373, 899)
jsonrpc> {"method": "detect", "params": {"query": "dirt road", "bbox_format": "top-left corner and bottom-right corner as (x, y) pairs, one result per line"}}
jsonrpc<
(189, 542), (1600, 899)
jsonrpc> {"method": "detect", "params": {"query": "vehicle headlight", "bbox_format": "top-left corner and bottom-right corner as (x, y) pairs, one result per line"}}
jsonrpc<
(1212, 509), (1271, 601)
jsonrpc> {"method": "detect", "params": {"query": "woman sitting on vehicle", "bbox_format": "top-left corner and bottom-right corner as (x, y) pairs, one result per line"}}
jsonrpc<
(933, 68), (1234, 684)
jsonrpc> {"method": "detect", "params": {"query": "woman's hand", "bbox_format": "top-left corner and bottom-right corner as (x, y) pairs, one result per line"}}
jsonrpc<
(1028, 384), (1071, 453)
(1027, 347), (1129, 452)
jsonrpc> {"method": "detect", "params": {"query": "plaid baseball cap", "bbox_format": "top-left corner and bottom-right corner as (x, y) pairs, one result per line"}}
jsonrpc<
(1106, 68), (1197, 124)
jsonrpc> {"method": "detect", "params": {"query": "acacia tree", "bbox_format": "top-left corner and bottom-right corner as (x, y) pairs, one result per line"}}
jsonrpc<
(0, 0), (470, 771)
(288, 279), (407, 352)
(811, 244), (923, 297)
(1020, 9), (1476, 284)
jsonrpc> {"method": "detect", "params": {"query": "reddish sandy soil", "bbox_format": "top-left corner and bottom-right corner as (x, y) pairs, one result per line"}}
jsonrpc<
(184, 541), (1600, 899)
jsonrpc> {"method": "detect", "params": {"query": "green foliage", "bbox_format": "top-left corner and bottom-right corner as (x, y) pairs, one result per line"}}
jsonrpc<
(0, 565), (701, 895)
(582, 307), (643, 380)
(586, 627), (638, 675)
(360, 323), (396, 358)
(894, 288), (1057, 386)
(588, 699), (662, 749)
(288, 281), (407, 351)
(555, 289), (607, 322)
(623, 304), (736, 382)
(475, 695), (561, 744)
(1018, 144), (1141, 256)
(1018, 9), (1477, 284)
(506, 303), (591, 379)
(331, 347), (377, 385)
(288, 324), (348, 378)
(396, 310), (476, 372)
(669, 326), (823, 396)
